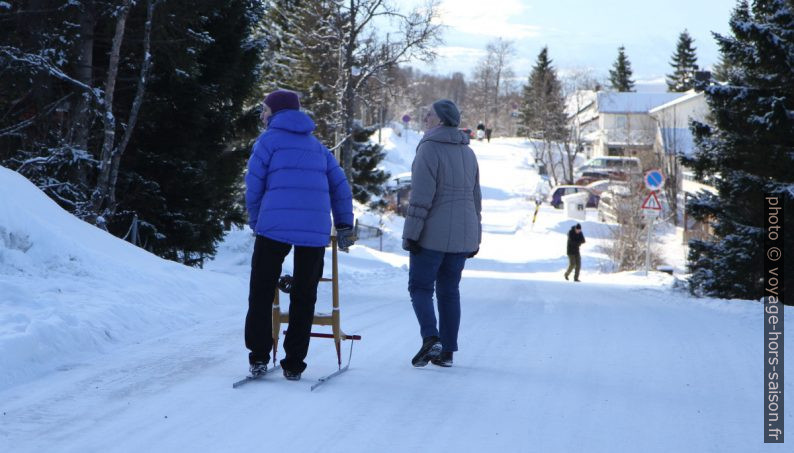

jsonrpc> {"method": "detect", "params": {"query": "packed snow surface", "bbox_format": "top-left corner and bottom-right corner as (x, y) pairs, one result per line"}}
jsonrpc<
(0, 132), (790, 452)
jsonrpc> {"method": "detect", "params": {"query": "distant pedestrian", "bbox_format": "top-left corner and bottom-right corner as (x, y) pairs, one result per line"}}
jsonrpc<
(244, 89), (355, 381)
(475, 121), (485, 141)
(403, 99), (482, 368)
(485, 127), (492, 142)
(564, 223), (585, 282)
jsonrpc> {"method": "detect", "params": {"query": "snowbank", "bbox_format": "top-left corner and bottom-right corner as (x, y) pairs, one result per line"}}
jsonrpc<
(379, 126), (422, 179)
(0, 166), (243, 391)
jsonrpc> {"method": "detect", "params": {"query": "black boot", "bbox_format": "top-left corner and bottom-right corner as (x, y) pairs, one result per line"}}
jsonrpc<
(412, 335), (441, 367)
(249, 361), (268, 377)
(431, 351), (453, 367)
(283, 368), (302, 381)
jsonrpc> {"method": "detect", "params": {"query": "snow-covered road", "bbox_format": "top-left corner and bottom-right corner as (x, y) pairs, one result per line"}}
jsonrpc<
(1, 136), (791, 452)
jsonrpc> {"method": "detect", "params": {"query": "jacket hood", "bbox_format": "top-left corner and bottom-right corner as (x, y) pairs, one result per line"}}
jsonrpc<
(267, 109), (316, 134)
(419, 126), (470, 146)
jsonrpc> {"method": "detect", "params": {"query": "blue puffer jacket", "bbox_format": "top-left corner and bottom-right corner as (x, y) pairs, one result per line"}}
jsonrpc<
(245, 109), (354, 247)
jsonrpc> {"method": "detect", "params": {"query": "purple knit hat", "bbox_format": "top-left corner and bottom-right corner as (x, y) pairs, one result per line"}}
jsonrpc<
(264, 90), (300, 113)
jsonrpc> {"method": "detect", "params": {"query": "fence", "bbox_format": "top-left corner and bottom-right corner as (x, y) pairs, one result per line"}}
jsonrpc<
(354, 220), (383, 251)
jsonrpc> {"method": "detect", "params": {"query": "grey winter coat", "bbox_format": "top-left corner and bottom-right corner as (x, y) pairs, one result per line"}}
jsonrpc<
(402, 126), (482, 253)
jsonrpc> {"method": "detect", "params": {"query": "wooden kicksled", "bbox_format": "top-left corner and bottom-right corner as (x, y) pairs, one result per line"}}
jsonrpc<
(271, 234), (361, 391)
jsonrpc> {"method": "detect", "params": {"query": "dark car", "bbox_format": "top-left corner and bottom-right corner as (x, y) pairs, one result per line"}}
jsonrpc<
(547, 185), (600, 209)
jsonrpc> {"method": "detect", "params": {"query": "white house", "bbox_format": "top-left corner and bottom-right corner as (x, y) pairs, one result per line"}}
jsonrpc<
(568, 91), (686, 161)
(647, 90), (718, 238)
(648, 90), (708, 159)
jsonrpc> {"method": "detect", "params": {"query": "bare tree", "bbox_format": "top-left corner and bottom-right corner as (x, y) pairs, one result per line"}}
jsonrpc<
(334, 0), (442, 178)
(485, 38), (514, 129)
(562, 69), (602, 184)
(598, 176), (663, 271)
(651, 112), (684, 226)
(91, 0), (159, 221)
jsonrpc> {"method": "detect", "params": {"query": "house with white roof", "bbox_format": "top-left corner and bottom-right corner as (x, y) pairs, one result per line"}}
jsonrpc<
(648, 90), (708, 160)
(567, 91), (686, 162)
(648, 90), (714, 236)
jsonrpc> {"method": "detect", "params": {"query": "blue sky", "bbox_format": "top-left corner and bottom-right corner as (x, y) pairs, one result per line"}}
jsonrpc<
(406, 0), (736, 90)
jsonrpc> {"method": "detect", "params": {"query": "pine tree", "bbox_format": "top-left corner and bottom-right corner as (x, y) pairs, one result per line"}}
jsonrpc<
(666, 30), (699, 92)
(0, 1), (97, 213)
(350, 122), (390, 208)
(609, 45), (635, 92)
(111, 0), (267, 266)
(517, 47), (567, 141)
(711, 54), (739, 83)
(683, 0), (794, 301)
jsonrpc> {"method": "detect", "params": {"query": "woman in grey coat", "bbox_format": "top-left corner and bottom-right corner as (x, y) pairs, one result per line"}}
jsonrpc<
(402, 99), (482, 368)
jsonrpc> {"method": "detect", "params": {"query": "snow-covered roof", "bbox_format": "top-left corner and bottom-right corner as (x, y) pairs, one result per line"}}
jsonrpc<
(649, 90), (704, 113)
(596, 92), (687, 114)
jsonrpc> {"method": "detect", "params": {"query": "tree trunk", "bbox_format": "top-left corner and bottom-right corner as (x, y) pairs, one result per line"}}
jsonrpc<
(340, 0), (357, 181)
(71, 0), (95, 152)
(108, 0), (157, 212)
(90, 0), (132, 221)
(69, 1), (96, 199)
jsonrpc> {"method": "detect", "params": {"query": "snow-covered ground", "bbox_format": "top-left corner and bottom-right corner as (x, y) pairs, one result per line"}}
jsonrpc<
(1, 132), (791, 452)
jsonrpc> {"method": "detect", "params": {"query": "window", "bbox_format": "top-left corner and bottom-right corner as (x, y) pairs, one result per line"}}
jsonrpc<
(607, 147), (624, 156)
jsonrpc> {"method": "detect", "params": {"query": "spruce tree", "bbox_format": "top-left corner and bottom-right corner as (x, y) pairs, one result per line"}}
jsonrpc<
(350, 122), (390, 208)
(112, 0), (267, 266)
(0, 1), (97, 213)
(684, 0), (794, 301)
(711, 54), (739, 83)
(666, 30), (699, 92)
(518, 47), (567, 141)
(609, 45), (635, 92)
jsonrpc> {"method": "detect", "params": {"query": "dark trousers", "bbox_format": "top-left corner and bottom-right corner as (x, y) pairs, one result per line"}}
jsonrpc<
(565, 253), (581, 280)
(408, 248), (468, 352)
(245, 235), (325, 373)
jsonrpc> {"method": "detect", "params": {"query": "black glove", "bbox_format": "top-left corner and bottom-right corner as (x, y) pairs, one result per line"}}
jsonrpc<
(402, 238), (421, 254)
(467, 249), (479, 258)
(336, 224), (356, 252)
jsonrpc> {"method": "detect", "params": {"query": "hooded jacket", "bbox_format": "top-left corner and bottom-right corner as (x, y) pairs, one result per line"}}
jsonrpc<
(245, 109), (353, 247)
(567, 227), (586, 255)
(402, 126), (482, 253)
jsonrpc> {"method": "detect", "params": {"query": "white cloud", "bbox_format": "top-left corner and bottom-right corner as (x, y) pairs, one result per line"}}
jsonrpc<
(435, 46), (488, 58)
(437, 0), (542, 39)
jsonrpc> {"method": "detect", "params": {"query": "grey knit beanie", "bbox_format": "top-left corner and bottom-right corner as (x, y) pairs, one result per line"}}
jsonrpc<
(432, 99), (461, 127)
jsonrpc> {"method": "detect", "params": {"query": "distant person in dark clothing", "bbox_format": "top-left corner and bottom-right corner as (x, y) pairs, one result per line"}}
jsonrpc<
(485, 128), (492, 142)
(564, 223), (585, 282)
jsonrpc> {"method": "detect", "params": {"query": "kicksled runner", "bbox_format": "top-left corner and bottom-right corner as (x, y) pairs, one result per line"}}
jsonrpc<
(233, 233), (361, 391)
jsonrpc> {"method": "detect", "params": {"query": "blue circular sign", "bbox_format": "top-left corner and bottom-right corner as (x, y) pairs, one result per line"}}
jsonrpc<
(644, 169), (665, 191)
(402, 114), (411, 123)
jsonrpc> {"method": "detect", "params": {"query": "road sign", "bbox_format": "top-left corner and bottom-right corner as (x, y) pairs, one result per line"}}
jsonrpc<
(644, 169), (665, 191)
(402, 114), (411, 124)
(641, 191), (662, 211)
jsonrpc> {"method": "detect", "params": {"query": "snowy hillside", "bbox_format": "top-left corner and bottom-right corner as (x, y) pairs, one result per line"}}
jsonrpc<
(1, 134), (791, 453)
(0, 166), (244, 391)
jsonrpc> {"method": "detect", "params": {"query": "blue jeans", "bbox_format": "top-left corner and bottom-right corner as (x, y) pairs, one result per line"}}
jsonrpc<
(408, 248), (468, 352)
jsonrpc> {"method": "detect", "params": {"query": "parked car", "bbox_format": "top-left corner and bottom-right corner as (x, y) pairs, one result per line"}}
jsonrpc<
(574, 156), (641, 180)
(547, 185), (599, 209)
(585, 179), (621, 197)
(575, 171), (615, 186)
(596, 185), (641, 224)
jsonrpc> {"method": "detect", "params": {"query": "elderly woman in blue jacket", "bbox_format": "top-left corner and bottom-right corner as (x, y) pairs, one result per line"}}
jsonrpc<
(245, 90), (354, 381)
